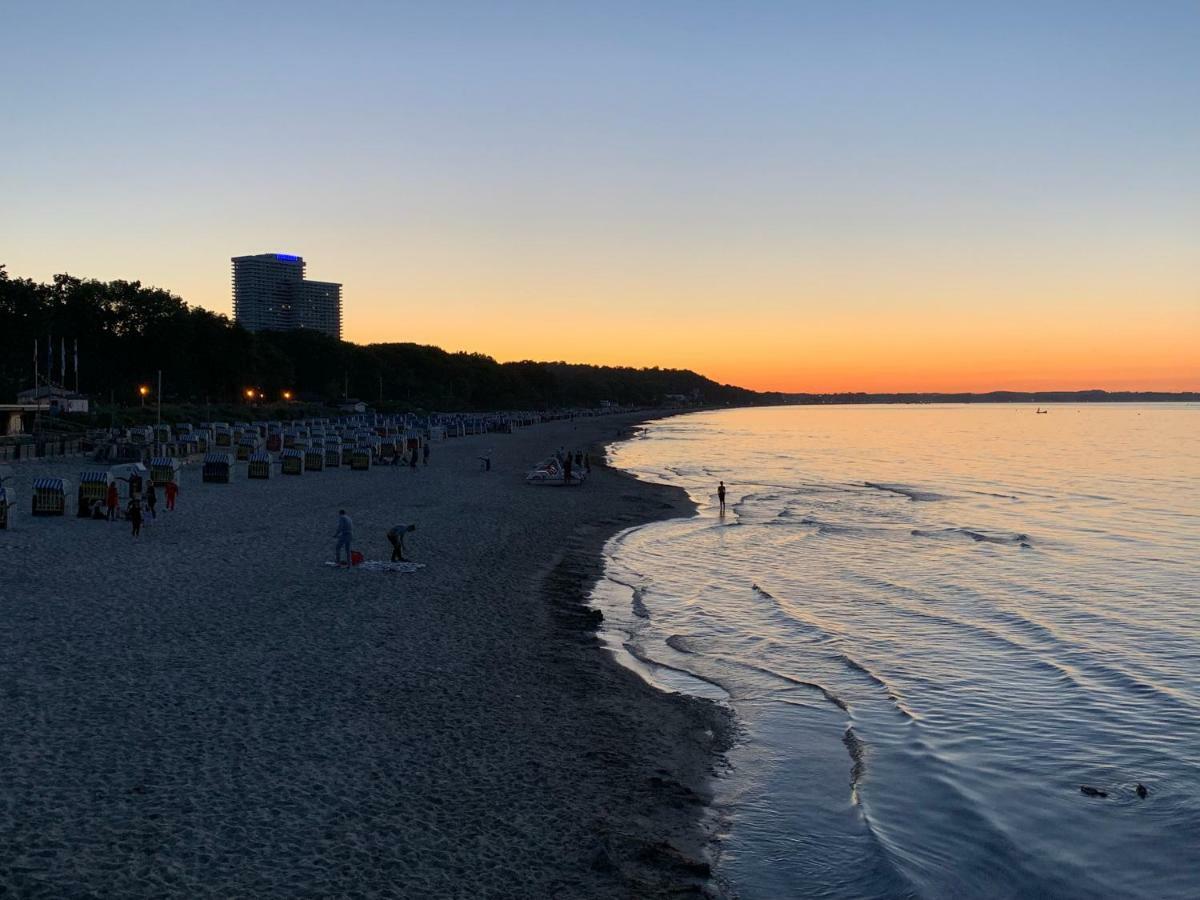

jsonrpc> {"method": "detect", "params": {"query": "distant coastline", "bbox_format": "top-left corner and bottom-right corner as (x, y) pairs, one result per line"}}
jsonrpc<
(778, 390), (1199, 404)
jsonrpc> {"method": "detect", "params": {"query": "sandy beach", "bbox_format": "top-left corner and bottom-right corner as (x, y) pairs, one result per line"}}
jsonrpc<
(0, 413), (732, 898)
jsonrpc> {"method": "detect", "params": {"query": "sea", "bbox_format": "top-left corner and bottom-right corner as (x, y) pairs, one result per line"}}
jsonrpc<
(592, 404), (1199, 899)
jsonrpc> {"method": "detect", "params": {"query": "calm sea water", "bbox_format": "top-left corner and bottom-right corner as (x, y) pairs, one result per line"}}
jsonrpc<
(594, 404), (1199, 899)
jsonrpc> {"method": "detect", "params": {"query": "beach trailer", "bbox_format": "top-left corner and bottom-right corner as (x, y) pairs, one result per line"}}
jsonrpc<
(150, 457), (182, 487)
(280, 448), (305, 475)
(350, 447), (372, 471)
(247, 451), (273, 479)
(77, 470), (112, 518)
(304, 445), (325, 472)
(202, 452), (234, 484)
(32, 477), (69, 516)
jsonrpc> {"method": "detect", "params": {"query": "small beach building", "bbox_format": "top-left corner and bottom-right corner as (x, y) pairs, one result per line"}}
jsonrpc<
(280, 448), (304, 475)
(202, 452), (234, 483)
(77, 471), (112, 517)
(247, 451), (273, 479)
(32, 477), (69, 516)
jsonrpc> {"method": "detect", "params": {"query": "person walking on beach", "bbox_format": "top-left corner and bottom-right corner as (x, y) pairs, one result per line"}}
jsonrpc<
(563, 451), (573, 483)
(334, 509), (354, 566)
(387, 523), (415, 561)
(410, 447), (419, 470)
(164, 480), (178, 511)
(584, 452), (591, 474)
(423, 443), (430, 466)
(105, 481), (119, 522)
(718, 481), (726, 513)
(145, 482), (158, 520)
(128, 498), (143, 537)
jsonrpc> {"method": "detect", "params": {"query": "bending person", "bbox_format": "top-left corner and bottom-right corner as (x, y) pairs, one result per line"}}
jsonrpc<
(387, 523), (416, 561)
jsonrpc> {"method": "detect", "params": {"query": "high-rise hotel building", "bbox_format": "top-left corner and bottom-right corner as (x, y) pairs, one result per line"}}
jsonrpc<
(231, 253), (343, 339)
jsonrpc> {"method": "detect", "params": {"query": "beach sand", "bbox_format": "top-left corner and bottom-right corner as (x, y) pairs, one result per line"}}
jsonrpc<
(0, 414), (732, 898)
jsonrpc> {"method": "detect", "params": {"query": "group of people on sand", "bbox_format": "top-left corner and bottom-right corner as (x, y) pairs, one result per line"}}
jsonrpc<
(87, 476), (179, 536)
(555, 447), (590, 482)
(333, 509), (415, 566)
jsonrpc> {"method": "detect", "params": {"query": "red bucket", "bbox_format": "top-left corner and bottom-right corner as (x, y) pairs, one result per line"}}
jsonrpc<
(350, 550), (364, 566)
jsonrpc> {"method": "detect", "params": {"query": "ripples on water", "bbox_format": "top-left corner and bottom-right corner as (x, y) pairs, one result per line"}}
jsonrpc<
(593, 405), (1200, 899)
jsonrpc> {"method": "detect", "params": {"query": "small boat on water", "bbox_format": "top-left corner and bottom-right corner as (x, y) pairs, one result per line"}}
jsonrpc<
(1036, 408), (1048, 414)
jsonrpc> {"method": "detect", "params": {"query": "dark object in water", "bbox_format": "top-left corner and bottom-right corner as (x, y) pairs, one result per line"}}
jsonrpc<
(1080, 785), (1108, 798)
(1136, 783), (1148, 799)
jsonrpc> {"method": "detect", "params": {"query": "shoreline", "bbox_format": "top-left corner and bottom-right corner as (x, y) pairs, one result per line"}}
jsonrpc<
(0, 410), (735, 897)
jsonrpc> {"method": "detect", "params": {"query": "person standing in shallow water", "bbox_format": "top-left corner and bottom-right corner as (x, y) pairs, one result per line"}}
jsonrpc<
(718, 481), (726, 513)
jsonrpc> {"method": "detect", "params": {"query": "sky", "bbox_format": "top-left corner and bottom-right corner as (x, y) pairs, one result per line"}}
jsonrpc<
(2, 1), (1198, 393)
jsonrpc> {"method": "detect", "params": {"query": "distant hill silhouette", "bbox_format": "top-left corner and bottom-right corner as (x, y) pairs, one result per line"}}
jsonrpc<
(0, 267), (767, 410)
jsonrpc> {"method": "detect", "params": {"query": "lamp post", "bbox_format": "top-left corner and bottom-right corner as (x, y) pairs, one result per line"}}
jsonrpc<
(139, 385), (149, 408)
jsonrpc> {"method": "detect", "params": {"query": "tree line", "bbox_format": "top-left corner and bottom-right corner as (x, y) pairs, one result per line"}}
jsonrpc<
(0, 266), (770, 412)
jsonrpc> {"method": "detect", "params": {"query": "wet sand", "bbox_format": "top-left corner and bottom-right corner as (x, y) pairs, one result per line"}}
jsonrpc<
(0, 413), (732, 898)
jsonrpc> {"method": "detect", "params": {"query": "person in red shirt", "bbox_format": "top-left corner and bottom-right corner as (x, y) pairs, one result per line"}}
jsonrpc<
(164, 480), (179, 511)
(106, 481), (120, 521)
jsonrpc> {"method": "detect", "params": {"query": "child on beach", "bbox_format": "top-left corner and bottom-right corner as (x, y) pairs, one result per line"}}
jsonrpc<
(145, 482), (158, 520)
(106, 481), (119, 521)
(128, 499), (142, 537)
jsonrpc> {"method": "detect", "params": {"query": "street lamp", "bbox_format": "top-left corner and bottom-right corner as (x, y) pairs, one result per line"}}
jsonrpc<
(282, 390), (293, 402)
(245, 388), (256, 403)
(139, 385), (149, 407)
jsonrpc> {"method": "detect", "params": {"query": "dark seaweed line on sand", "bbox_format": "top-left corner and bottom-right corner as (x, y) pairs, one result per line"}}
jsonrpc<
(536, 433), (737, 898)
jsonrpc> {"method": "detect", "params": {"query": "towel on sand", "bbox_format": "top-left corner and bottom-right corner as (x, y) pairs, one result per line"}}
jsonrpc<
(323, 560), (426, 573)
